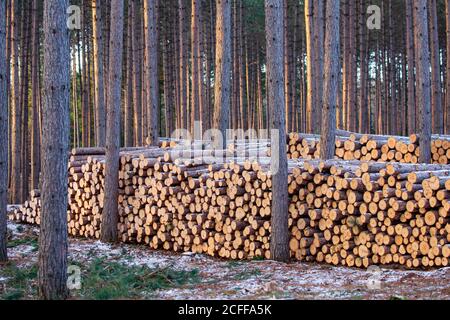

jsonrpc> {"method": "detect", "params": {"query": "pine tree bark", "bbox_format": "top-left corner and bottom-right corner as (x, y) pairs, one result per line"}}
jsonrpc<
(144, 0), (159, 145)
(313, 0), (324, 133)
(178, 0), (188, 131)
(358, 0), (368, 133)
(30, 0), (40, 191)
(0, 0), (8, 262)
(213, 0), (231, 148)
(446, 0), (450, 134)
(132, 0), (143, 146)
(265, 0), (289, 262)
(124, 1), (133, 147)
(304, 0), (315, 134)
(39, 0), (70, 299)
(10, 0), (21, 204)
(406, 0), (416, 134)
(92, 0), (106, 146)
(428, 0), (443, 134)
(101, 0), (124, 242)
(320, 0), (340, 160)
(191, 0), (202, 134)
(413, 0), (432, 163)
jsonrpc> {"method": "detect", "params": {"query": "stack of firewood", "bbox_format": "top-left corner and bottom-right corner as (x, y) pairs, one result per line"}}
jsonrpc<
(9, 143), (450, 268)
(287, 160), (450, 268)
(286, 131), (450, 164)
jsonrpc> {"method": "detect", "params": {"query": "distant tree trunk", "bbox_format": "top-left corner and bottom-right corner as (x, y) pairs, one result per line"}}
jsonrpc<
(428, 0), (443, 134)
(81, 3), (89, 147)
(191, 0), (202, 134)
(213, 0), (231, 148)
(178, 0), (188, 131)
(320, 0), (340, 160)
(304, 0), (315, 133)
(39, 0), (70, 299)
(144, 0), (160, 145)
(131, 0), (143, 146)
(124, 1), (133, 147)
(405, 0), (416, 134)
(283, 0), (291, 133)
(10, 0), (21, 204)
(30, 0), (40, 191)
(101, 0), (124, 242)
(413, 0), (432, 163)
(313, 0), (324, 132)
(265, 0), (289, 262)
(0, 0), (8, 262)
(72, 43), (80, 148)
(358, 0), (368, 133)
(20, 3), (31, 202)
(92, 0), (106, 146)
(347, 0), (356, 132)
(446, 0), (450, 134)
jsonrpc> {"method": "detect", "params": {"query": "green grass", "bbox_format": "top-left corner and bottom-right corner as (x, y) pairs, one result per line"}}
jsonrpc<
(0, 263), (38, 300)
(7, 235), (39, 251)
(72, 257), (200, 300)
(0, 257), (200, 300)
(232, 269), (261, 280)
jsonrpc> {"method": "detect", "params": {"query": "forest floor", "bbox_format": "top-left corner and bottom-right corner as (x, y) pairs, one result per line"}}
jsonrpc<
(0, 221), (449, 300)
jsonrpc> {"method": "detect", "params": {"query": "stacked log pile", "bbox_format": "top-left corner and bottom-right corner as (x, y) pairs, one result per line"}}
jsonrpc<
(9, 143), (450, 269)
(286, 132), (450, 164)
(287, 161), (450, 268)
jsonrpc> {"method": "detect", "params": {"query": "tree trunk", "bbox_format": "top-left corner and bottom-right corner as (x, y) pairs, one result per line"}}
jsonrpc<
(92, 0), (106, 146)
(39, 0), (70, 299)
(144, 0), (160, 145)
(304, 0), (315, 134)
(191, 0), (202, 134)
(178, 0), (188, 131)
(320, 0), (340, 160)
(406, 0), (416, 134)
(213, 0), (231, 148)
(0, 0), (8, 262)
(446, 0), (450, 134)
(10, 0), (21, 204)
(413, 0), (432, 163)
(428, 0), (443, 134)
(124, 1), (133, 147)
(101, 0), (124, 242)
(358, 0), (368, 133)
(132, 0), (143, 146)
(265, 0), (289, 262)
(313, 0), (324, 132)
(30, 0), (40, 191)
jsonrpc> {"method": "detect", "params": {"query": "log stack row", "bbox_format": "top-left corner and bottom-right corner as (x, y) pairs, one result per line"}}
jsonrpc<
(9, 144), (450, 269)
(287, 160), (450, 268)
(286, 132), (450, 164)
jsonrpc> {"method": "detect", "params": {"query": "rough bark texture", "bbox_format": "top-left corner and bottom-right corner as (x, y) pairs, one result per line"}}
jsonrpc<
(10, 0), (21, 204)
(265, 0), (289, 262)
(92, 0), (106, 147)
(124, 1), (133, 147)
(413, 0), (432, 163)
(213, 0), (231, 148)
(31, 0), (40, 191)
(144, 0), (160, 145)
(320, 0), (340, 160)
(428, 0), (443, 134)
(191, 0), (201, 134)
(406, 0), (416, 134)
(447, 0), (450, 134)
(39, 0), (70, 299)
(102, 0), (124, 242)
(178, 0), (188, 131)
(0, 0), (8, 262)
(304, 0), (315, 134)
